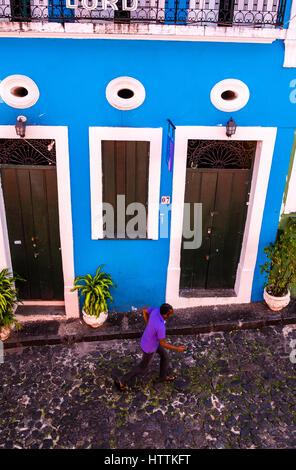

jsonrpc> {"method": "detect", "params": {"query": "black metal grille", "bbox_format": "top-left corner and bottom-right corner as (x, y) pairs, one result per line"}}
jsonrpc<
(0, 139), (56, 166)
(0, 0), (287, 27)
(187, 140), (257, 169)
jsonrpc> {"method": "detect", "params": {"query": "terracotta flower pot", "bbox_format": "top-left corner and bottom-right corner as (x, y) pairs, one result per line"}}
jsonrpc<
(263, 287), (291, 312)
(82, 310), (108, 328)
(0, 326), (11, 341)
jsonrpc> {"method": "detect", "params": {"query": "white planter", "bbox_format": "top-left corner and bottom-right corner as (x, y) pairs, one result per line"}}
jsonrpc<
(82, 310), (108, 328)
(263, 287), (291, 312)
(0, 326), (11, 341)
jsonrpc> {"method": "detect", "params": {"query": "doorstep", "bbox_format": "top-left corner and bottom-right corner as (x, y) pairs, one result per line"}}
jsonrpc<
(15, 305), (66, 322)
(3, 298), (296, 350)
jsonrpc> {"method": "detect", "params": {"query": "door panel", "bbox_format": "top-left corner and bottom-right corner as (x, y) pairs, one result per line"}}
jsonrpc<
(1, 168), (32, 298)
(45, 170), (64, 299)
(16, 168), (40, 298)
(206, 169), (251, 288)
(1, 166), (64, 300)
(180, 139), (256, 293)
(180, 167), (252, 292)
(30, 169), (54, 299)
(180, 169), (217, 289)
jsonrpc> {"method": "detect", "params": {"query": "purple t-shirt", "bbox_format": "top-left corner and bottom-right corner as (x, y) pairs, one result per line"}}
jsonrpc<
(140, 307), (166, 353)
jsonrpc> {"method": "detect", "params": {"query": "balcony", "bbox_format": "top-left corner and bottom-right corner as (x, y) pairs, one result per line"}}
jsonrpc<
(0, 0), (288, 28)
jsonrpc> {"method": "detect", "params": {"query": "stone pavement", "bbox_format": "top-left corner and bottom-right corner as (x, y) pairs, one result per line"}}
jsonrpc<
(1, 324), (296, 449)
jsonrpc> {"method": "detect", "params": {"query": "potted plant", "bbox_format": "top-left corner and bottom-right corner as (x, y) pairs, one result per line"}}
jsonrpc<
(260, 220), (296, 311)
(0, 268), (23, 341)
(71, 265), (116, 328)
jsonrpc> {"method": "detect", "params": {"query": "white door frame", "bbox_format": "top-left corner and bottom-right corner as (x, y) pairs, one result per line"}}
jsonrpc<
(283, 133), (296, 214)
(0, 125), (79, 319)
(166, 125), (277, 308)
(89, 126), (162, 240)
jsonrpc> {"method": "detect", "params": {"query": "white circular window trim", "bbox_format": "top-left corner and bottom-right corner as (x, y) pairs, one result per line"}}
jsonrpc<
(106, 77), (145, 111)
(0, 74), (40, 109)
(210, 79), (250, 112)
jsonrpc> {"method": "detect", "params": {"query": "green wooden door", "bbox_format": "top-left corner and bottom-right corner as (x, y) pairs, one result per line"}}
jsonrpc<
(0, 166), (64, 300)
(180, 140), (256, 294)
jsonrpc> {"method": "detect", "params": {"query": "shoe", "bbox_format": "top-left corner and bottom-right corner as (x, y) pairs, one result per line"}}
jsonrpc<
(157, 376), (175, 383)
(114, 379), (128, 391)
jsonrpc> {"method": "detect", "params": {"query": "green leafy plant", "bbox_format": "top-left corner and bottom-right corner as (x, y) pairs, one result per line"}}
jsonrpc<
(0, 269), (24, 329)
(260, 220), (296, 297)
(71, 265), (116, 317)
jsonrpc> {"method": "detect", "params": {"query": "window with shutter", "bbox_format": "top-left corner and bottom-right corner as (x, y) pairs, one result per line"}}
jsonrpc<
(89, 127), (162, 241)
(101, 140), (150, 239)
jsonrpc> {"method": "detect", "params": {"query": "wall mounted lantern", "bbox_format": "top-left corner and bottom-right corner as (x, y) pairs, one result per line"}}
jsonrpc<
(226, 117), (237, 137)
(15, 115), (27, 138)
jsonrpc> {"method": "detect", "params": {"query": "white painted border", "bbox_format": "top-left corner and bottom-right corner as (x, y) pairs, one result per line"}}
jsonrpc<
(21, 301), (65, 306)
(284, 0), (296, 67)
(0, 22), (284, 43)
(89, 127), (162, 240)
(284, 141), (296, 213)
(0, 126), (79, 319)
(166, 125), (277, 308)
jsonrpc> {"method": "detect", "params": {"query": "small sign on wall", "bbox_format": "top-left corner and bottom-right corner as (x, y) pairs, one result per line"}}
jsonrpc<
(161, 196), (170, 205)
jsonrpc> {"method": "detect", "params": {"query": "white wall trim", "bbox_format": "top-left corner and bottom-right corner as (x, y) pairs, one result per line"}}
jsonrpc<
(166, 125), (277, 309)
(0, 126), (79, 319)
(284, 141), (296, 214)
(0, 21), (285, 43)
(89, 127), (162, 240)
(0, 168), (12, 272)
(21, 301), (65, 306)
(283, 39), (296, 67)
(15, 313), (66, 323)
(284, 0), (296, 67)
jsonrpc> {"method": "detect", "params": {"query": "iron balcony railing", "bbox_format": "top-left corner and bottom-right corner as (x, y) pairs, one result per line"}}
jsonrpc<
(0, 0), (287, 27)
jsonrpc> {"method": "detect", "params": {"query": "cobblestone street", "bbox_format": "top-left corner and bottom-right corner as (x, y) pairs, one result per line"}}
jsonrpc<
(1, 325), (296, 449)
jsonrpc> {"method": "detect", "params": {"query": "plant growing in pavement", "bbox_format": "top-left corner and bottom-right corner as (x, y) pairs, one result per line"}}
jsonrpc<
(260, 220), (296, 297)
(71, 265), (116, 317)
(0, 268), (24, 330)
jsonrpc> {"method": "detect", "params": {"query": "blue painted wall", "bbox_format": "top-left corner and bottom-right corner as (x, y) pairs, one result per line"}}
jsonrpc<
(0, 37), (295, 310)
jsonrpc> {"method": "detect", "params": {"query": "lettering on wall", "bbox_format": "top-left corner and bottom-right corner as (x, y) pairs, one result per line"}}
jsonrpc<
(289, 79), (296, 104)
(66, 0), (138, 11)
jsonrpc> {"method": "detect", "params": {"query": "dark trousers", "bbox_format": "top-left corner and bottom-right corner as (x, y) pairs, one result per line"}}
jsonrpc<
(122, 345), (168, 385)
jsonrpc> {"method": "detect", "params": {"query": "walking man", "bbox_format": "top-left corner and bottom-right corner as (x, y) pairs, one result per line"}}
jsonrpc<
(115, 303), (185, 391)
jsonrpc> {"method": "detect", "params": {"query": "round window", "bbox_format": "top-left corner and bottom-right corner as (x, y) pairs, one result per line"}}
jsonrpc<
(0, 75), (40, 109)
(210, 79), (249, 112)
(106, 77), (145, 110)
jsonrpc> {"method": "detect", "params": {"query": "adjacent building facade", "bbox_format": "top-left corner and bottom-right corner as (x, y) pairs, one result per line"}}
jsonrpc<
(0, 0), (296, 317)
